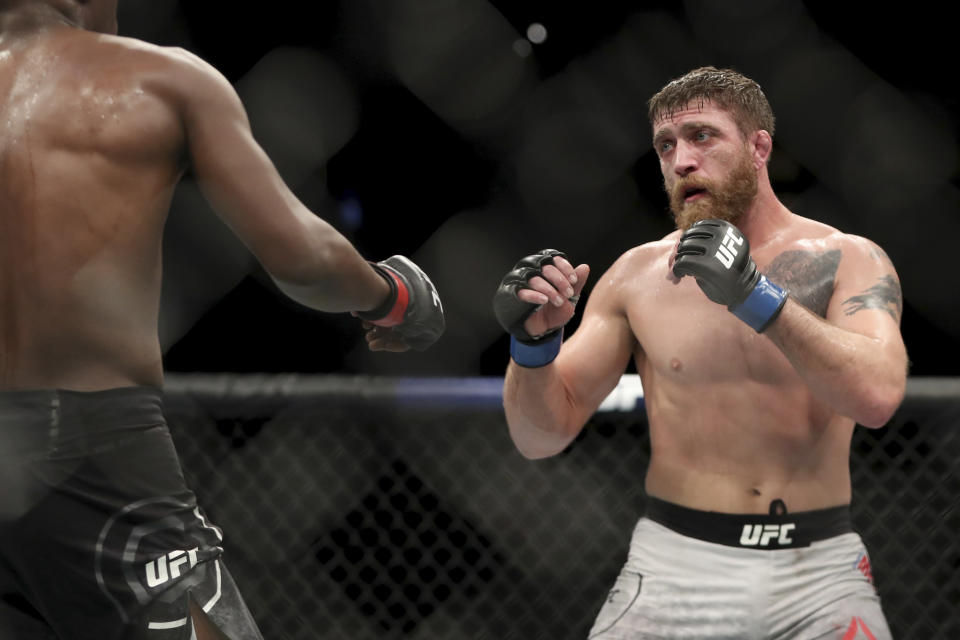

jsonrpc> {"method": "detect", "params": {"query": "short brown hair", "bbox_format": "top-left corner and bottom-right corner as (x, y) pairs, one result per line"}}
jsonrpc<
(648, 66), (775, 139)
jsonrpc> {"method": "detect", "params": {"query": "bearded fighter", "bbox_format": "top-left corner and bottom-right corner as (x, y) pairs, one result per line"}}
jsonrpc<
(493, 66), (906, 639)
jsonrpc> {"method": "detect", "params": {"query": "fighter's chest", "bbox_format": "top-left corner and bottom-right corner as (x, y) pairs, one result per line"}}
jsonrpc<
(630, 281), (783, 381)
(628, 244), (842, 381)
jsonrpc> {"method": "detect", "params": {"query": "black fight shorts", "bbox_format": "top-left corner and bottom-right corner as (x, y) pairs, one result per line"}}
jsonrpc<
(0, 387), (263, 640)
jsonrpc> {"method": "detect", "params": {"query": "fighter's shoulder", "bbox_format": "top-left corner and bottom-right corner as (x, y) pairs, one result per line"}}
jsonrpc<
(91, 35), (231, 96)
(788, 216), (894, 268)
(617, 232), (678, 268)
(82, 34), (186, 67)
(598, 233), (677, 286)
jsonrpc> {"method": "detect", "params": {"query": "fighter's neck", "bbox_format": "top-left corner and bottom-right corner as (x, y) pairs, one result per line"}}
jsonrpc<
(736, 185), (794, 249)
(0, 3), (79, 37)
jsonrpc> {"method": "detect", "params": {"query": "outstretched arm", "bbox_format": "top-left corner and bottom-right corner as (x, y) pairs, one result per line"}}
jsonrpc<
(170, 49), (388, 314)
(764, 237), (907, 427)
(160, 49), (443, 350)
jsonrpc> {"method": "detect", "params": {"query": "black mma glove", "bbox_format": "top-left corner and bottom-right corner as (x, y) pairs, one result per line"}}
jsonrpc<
(672, 219), (787, 332)
(493, 249), (568, 367)
(356, 256), (444, 350)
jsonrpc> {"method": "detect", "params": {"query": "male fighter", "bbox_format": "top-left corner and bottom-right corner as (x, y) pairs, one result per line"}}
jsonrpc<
(0, 0), (443, 638)
(494, 67), (907, 639)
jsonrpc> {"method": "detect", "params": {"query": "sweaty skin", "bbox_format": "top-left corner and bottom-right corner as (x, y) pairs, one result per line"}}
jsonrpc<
(503, 102), (907, 514)
(0, 6), (392, 391)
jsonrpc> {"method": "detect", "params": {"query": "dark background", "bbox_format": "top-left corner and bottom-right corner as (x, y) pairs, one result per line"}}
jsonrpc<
(116, 0), (959, 379)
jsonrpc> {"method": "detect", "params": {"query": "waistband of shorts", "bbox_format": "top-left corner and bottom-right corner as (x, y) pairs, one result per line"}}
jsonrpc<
(0, 386), (165, 434)
(645, 497), (853, 550)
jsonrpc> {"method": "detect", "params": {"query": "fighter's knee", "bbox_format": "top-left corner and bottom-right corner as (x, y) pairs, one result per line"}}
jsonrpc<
(187, 593), (233, 640)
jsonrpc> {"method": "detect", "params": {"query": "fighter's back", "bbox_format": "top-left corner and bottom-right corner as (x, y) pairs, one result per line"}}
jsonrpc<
(0, 24), (186, 390)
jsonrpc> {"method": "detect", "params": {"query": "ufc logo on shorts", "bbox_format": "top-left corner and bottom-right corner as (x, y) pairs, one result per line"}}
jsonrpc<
(144, 548), (199, 588)
(739, 523), (796, 546)
(715, 227), (744, 269)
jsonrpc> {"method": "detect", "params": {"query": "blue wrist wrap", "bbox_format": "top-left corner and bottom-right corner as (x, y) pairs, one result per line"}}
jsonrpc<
(731, 275), (788, 333)
(510, 330), (563, 368)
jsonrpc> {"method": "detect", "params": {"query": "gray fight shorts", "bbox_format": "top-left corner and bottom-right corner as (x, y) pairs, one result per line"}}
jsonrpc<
(589, 498), (890, 640)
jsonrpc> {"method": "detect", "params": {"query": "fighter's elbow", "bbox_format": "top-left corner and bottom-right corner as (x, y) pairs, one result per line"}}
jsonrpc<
(514, 444), (555, 461)
(505, 416), (577, 460)
(855, 378), (906, 428)
(512, 432), (572, 460)
(512, 439), (567, 461)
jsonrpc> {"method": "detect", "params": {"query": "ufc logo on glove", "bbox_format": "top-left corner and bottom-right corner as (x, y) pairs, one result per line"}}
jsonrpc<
(673, 219), (788, 333)
(714, 227), (744, 269)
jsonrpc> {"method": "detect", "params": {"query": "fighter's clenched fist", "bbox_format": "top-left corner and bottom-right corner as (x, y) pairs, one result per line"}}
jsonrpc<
(356, 256), (445, 351)
(673, 219), (788, 333)
(493, 250), (589, 367)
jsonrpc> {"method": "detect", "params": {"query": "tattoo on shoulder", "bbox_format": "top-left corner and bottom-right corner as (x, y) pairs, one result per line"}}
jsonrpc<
(867, 242), (894, 266)
(871, 248), (889, 263)
(842, 275), (902, 322)
(765, 249), (841, 318)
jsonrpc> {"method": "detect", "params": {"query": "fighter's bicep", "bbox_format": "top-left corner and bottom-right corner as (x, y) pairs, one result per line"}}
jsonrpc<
(174, 56), (311, 255)
(556, 289), (636, 416)
(826, 237), (904, 337)
(179, 67), (281, 209)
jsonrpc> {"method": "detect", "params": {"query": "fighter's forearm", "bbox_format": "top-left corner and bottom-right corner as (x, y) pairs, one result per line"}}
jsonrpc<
(270, 229), (389, 314)
(503, 361), (585, 459)
(765, 299), (906, 427)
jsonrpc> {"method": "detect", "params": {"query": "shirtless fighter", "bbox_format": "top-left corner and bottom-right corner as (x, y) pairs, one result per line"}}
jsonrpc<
(0, 1), (443, 638)
(494, 67), (907, 639)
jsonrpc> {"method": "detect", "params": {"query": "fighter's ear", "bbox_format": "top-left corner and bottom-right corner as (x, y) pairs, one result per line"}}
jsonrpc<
(752, 129), (773, 168)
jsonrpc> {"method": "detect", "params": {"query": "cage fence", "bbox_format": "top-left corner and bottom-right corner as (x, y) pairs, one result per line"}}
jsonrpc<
(161, 375), (960, 640)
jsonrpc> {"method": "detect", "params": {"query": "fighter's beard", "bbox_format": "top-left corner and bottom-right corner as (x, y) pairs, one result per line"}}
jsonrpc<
(668, 151), (758, 231)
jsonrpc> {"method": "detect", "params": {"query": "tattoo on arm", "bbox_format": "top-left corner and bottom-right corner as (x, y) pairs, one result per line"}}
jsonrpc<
(869, 244), (893, 266)
(765, 249), (841, 318)
(842, 275), (902, 322)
